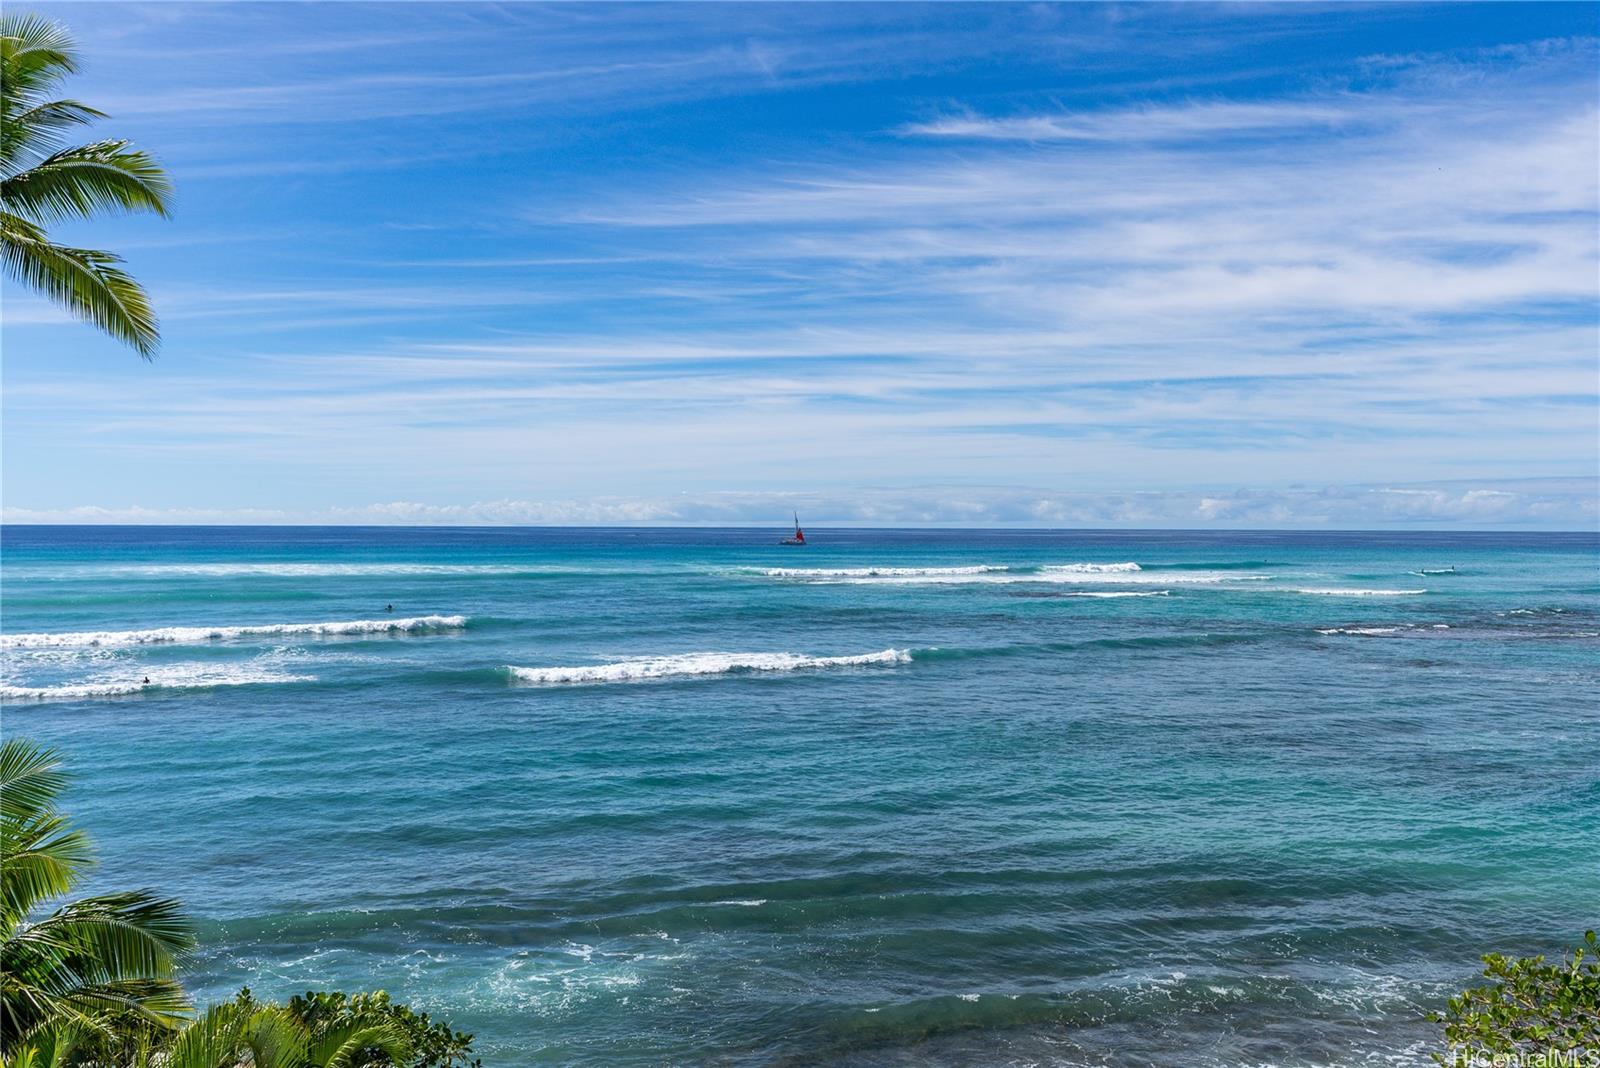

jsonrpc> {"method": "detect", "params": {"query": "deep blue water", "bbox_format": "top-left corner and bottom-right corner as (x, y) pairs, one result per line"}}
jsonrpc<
(2, 526), (1596, 1066)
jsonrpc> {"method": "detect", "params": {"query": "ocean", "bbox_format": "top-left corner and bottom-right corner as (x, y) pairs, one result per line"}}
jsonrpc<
(1, 525), (1595, 1066)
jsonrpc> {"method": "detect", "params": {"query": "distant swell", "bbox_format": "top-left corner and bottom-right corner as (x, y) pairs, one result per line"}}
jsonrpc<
(0, 615), (467, 649)
(507, 648), (911, 684)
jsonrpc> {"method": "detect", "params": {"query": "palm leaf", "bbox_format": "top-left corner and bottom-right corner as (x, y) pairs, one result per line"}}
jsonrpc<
(0, 15), (78, 136)
(0, 739), (68, 824)
(1, 99), (106, 174)
(161, 1001), (252, 1068)
(6, 1017), (93, 1068)
(0, 212), (160, 357)
(3, 139), (172, 221)
(310, 1017), (414, 1068)
(246, 1005), (311, 1068)
(1, 812), (92, 926)
(0, 14), (78, 87)
(164, 1002), (308, 1068)
(19, 891), (195, 977)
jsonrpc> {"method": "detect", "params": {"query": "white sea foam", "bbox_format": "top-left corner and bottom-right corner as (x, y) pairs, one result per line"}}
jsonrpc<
(0, 615), (467, 650)
(1061, 590), (1171, 598)
(1293, 588), (1426, 597)
(507, 648), (911, 684)
(760, 561), (1245, 587)
(873, 570), (1233, 587)
(0, 662), (315, 701)
(1040, 562), (1142, 574)
(12, 562), (535, 578)
(1317, 627), (1402, 636)
(760, 565), (1009, 578)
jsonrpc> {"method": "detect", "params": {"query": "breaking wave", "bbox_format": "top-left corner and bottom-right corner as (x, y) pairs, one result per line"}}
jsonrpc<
(6, 563), (547, 578)
(759, 565), (1009, 578)
(1, 663), (315, 701)
(1317, 624), (1454, 637)
(1039, 562), (1143, 574)
(1059, 590), (1170, 598)
(756, 562), (1243, 587)
(0, 615), (468, 650)
(1293, 588), (1427, 597)
(507, 648), (911, 685)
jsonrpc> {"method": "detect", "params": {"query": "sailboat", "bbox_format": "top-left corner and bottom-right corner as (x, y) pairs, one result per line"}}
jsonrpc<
(780, 513), (806, 545)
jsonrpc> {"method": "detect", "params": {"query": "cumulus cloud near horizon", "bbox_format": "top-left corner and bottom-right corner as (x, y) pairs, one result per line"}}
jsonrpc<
(5, 479), (1594, 530)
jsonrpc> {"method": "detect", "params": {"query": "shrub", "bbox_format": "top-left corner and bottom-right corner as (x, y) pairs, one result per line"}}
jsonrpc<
(1433, 931), (1600, 1064)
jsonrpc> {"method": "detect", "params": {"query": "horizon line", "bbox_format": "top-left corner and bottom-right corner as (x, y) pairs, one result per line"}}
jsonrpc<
(2, 522), (1596, 535)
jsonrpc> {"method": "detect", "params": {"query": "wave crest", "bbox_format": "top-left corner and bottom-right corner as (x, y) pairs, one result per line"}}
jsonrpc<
(1040, 562), (1142, 574)
(507, 648), (911, 685)
(1294, 588), (1426, 597)
(1, 663), (315, 701)
(759, 565), (1008, 578)
(0, 615), (467, 650)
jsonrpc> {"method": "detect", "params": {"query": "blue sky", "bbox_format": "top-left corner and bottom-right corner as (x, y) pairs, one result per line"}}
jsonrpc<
(3, 2), (1596, 527)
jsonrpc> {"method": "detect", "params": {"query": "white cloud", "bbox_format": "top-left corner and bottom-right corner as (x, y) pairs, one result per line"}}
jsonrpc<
(4, 10), (1595, 521)
(901, 100), (1360, 142)
(5, 480), (1593, 529)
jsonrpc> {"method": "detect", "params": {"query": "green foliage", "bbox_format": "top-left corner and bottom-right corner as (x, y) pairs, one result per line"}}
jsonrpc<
(0, 11), (171, 356)
(148, 992), (412, 1068)
(281, 990), (480, 1068)
(0, 739), (478, 1067)
(1432, 931), (1600, 1063)
(0, 739), (193, 1056)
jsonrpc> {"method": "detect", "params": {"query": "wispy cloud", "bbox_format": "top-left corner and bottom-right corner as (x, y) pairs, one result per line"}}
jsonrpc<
(4, 5), (1596, 526)
(901, 100), (1360, 142)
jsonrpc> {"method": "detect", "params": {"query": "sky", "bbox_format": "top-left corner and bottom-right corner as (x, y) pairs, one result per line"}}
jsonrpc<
(2, 1), (1597, 528)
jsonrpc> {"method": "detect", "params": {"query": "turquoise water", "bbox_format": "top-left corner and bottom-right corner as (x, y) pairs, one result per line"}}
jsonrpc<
(2, 526), (1596, 1066)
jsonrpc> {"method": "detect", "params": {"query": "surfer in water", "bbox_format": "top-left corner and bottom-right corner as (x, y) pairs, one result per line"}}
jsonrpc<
(141, 676), (150, 685)
(385, 604), (394, 612)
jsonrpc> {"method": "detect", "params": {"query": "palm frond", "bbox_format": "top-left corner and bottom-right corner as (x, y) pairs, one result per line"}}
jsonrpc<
(0, 14), (78, 115)
(36, 978), (191, 1025)
(1, 99), (106, 174)
(0, 976), (191, 1053)
(311, 1018), (414, 1068)
(0, 14), (77, 77)
(246, 1005), (311, 1068)
(8, 1018), (91, 1068)
(3, 139), (172, 221)
(0, 212), (160, 357)
(0, 739), (69, 824)
(19, 891), (195, 977)
(0, 983), (120, 1058)
(158, 1001), (249, 1068)
(1, 813), (93, 925)
(164, 1002), (307, 1068)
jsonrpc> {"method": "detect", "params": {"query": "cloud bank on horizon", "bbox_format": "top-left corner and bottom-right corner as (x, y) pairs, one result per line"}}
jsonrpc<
(5, 478), (1594, 529)
(2, 3), (1596, 528)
